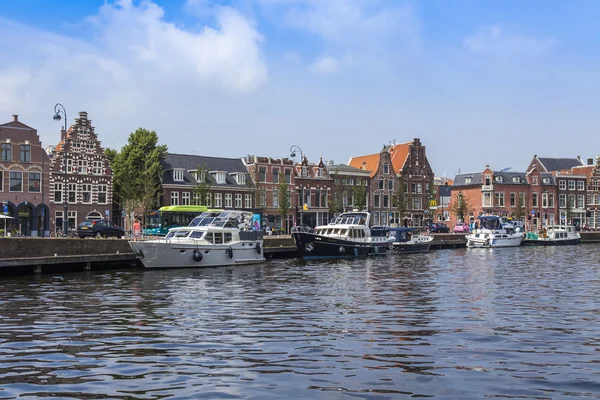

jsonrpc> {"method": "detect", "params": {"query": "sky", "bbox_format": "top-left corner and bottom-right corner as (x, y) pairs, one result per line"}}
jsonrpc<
(1, 0), (600, 179)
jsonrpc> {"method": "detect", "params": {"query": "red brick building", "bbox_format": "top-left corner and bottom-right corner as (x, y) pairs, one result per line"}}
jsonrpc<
(0, 115), (50, 236)
(293, 156), (332, 227)
(49, 112), (113, 231)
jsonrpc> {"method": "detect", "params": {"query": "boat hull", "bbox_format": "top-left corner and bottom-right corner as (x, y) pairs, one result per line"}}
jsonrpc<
(521, 238), (581, 246)
(292, 231), (372, 260)
(466, 233), (523, 248)
(392, 242), (432, 253)
(130, 240), (265, 268)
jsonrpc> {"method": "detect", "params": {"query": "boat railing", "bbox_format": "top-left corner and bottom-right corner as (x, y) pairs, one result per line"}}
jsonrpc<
(291, 225), (315, 234)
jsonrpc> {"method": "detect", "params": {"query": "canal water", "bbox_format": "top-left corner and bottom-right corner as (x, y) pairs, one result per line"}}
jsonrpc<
(1, 246), (600, 399)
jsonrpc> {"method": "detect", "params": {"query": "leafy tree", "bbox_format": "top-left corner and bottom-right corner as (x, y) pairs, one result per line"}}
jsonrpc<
(278, 172), (290, 232)
(449, 191), (474, 223)
(328, 170), (344, 215)
(392, 175), (408, 226)
(353, 180), (366, 211)
(104, 148), (118, 166)
(512, 193), (528, 221)
(566, 195), (574, 224)
(193, 165), (210, 206)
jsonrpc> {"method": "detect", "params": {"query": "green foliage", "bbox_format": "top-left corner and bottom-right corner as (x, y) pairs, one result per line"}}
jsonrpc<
(392, 175), (408, 222)
(353, 182), (366, 211)
(278, 172), (290, 219)
(328, 171), (344, 215)
(449, 191), (474, 223)
(193, 165), (210, 206)
(512, 193), (528, 221)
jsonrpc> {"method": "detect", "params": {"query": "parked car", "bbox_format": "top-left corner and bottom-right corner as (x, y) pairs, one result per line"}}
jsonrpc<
(429, 223), (450, 233)
(78, 219), (126, 239)
(453, 223), (470, 233)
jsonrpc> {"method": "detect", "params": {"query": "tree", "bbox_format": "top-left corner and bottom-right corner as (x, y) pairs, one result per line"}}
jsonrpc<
(449, 191), (474, 223)
(392, 175), (408, 226)
(193, 165), (210, 206)
(353, 180), (367, 211)
(110, 128), (167, 230)
(328, 170), (344, 215)
(278, 172), (290, 232)
(566, 195), (574, 224)
(512, 193), (528, 221)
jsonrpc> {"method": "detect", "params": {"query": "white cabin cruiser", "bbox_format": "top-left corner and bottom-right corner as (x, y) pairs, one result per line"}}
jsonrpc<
(130, 210), (264, 268)
(522, 225), (581, 246)
(465, 215), (524, 248)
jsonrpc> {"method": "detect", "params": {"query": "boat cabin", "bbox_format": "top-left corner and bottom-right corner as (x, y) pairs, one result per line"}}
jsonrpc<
(388, 227), (417, 243)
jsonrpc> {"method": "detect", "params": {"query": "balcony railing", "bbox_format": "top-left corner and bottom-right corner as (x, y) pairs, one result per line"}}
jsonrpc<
(482, 184), (494, 191)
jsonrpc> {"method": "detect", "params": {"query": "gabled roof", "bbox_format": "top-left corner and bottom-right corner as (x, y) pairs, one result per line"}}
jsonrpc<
(348, 153), (381, 178)
(348, 142), (411, 178)
(0, 120), (35, 131)
(161, 153), (251, 186)
(537, 157), (584, 172)
(389, 142), (411, 173)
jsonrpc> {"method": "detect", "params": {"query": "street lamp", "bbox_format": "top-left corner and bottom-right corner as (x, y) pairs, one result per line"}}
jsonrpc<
(53, 103), (68, 235)
(290, 145), (304, 226)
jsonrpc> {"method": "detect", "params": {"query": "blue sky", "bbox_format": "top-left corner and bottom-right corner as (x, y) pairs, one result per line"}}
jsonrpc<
(1, 0), (600, 178)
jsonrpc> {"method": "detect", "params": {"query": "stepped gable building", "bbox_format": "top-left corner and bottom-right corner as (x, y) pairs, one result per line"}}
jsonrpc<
(328, 162), (371, 213)
(242, 155), (295, 233)
(0, 115), (50, 236)
(526, 155), (588, 227)
(49, 111), (113, 231)
(292, 155), (332, 227)
(572, 156), (600, 229)
(349, 138), (434, 227)
(160, 153), (254, 210)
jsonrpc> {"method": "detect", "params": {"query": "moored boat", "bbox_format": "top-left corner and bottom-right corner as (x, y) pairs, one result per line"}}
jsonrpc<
(129, 210), (264, 269)
(522, 225), (581, 246)
(389, 227), (433, 253)
(465, 215), (524, 248)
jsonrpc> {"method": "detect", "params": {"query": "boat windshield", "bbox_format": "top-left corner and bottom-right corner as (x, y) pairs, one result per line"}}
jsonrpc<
(209, 211), (252, 228)
(165, 229), (191, 239)
(329, 213), (368, 226)
(188, 212), (221, 227)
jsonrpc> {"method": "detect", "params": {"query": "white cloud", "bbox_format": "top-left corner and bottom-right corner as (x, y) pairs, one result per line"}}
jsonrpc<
(463, 25), (555, 57)
(308, 55), (339, 74)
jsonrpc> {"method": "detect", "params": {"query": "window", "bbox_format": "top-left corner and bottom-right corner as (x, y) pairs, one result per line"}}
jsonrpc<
(512, 176), (521, 183)
(173, 169), (184, 182)
(549, 193), (555, 208)
(388, 179), (393, 190)
(532, 193), (538, 207)
(9, 171), (22, 192)
(568, 181), (576, 190)
(568, 194), (575, 208)
(235, 194), (242, 208)
(374, 194), (380, 208)
(55, 211), (64, 231)
(383, 163), (389, 174)
(417, 183), (422, 194)
(383, 194), (389, 208)
(273, 190), (279, 208)
(245, 194), (252, 209)
(348, 178), (354, 185)
(495, 192), (505, 207)
(301, 166), (307, 177)
(272, 167), (280, 183)
(93, 161), (102, 175)
(542, 192), (548, 208)
(542, 177), (550, 184)
(482, 192), (493, 207)
(205, 193), (212, 207)
(510, 192), (516, 207)
(321, 190), (328, 208)
(214, 193), (222, 207)
(54, 182), (63, 203)
(68, 183), (76, 203)
(519, 193), (526, 207)
(285, 169), (292, 183)
(77, 159), (88, 174)
(412, 196), (422, 210)
(378, 179), (384, 190)
(214, 172), (226, 184)
(98, 184), (107, 204)
(82, 184), (92, 203)
(259, 167), (267, 182)
(235, 173), (246, 185)
(225, 193), (233, 208)
(577, 181), (585, 191)
(193, 192), (200, 205)
(318, 167), (324, 178)
(465, 177), (472, 184)
(20, 144), (31, 163)
(1, 143), (11, 161)
(484, 174), (491, 185)
(28, 172), (41, 192)
(259, 190), (266, 207)
(182, 192), (191, 205)
(0, 170), (3, 192)
(557, 180), (566, 190)
(559, 194), (566, 208)
(171, 191), (179, 205)
(577, 194), (585, 208)
(495, 176), (503, 182)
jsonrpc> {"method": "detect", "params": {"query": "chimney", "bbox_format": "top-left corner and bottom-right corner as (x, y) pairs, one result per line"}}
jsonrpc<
(12, 114), (18, 122)
(362, 161), (366, 170)
(588, 158), (593, 166)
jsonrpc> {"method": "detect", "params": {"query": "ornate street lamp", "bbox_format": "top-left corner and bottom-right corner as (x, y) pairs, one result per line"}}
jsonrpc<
(290, 145), (305, 226)
(53, 103), (68, 234)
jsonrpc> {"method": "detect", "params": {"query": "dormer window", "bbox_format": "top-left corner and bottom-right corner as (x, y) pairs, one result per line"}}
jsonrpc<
(383, 163), (390, 175)
(232, 173), (246, 185)
(542, 177), (550, 184)
(532, 176), (538, 185)
(301, 166), (308, 177)
(173, 169), (184, 182)
(190, 170), (199, 181)
(512, 176), (521, 183)
(494, 176), (503, 183)
(465, 177), (472, 184)
(211, 171), (227, 184)
(484, 175), (491, 185)
(318, 167), (324, 177)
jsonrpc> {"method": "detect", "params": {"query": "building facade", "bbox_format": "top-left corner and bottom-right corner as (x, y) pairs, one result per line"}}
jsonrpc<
(328, 163), (371, 213)
(159, 153), (255, 211)
(242, 155), (295, 233)
(0, 115), (50, 236)
(573, 156), (600, 229)
(49, 112), (113, 231)
(293, 156), (332, 227)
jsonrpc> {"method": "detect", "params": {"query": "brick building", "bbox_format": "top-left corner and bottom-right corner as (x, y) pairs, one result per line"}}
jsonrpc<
(49, 112), (113, 231)
(159, 153), (255, 211)
(242, 155), (295, 232)
(572, 156), (600, 229)
(293, 156), (332, 227)
(0, 115), (50, 236)
(328, 162), (371, 213)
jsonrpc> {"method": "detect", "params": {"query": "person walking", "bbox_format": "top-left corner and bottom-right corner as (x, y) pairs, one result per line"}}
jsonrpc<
(133, 218), (142, 241)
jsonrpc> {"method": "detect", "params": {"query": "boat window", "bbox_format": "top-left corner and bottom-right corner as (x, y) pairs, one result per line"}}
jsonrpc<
(342, 229), (348, 236)
(165, 231), (175, 239)
(189, 231), (204, 239)
(224, 232), (232, 243)
(173, 230), (190, 238)
(214, 233), (224, 244)
(205, 232), (214, 243)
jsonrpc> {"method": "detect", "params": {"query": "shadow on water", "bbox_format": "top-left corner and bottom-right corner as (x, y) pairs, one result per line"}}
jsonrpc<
(0, 246), (600, 398)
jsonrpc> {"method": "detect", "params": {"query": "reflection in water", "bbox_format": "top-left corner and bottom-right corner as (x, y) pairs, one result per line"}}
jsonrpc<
(1, 246), (600, 398)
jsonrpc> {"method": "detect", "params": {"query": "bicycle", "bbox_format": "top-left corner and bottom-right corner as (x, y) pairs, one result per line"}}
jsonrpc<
(50, 227), (77, 238)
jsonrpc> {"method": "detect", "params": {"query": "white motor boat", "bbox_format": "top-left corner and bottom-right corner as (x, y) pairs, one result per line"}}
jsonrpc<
(129, 210), (265, 268)
(522, 225), (581, 246)
(465, 215), (524, 248)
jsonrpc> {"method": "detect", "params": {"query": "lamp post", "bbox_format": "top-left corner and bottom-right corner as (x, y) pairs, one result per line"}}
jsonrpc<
(53, 103), (68, 234)
(290, 145), (304, 226)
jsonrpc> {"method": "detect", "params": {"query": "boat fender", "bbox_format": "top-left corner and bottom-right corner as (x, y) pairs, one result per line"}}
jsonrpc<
(354, 247), (358, 257)
(192, 250), (203, 262)
(374, 246), (379, 256)
(226, 246), (233, 259)
(256, 243), (261, 255)
(339, 246), (346, 254)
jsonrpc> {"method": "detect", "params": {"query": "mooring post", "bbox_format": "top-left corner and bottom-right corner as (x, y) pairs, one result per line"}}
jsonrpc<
(34, 265), (42, 274)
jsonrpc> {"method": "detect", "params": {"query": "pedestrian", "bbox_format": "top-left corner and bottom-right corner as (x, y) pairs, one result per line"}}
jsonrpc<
(133, 218), (142, 241)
